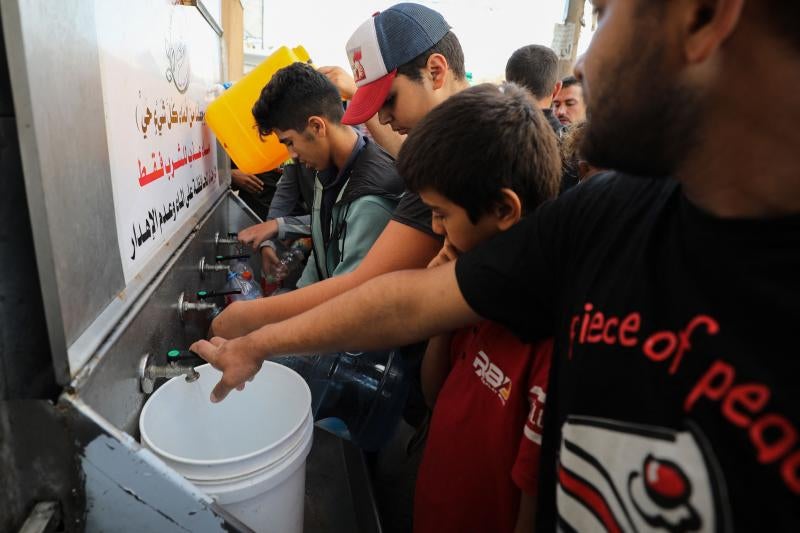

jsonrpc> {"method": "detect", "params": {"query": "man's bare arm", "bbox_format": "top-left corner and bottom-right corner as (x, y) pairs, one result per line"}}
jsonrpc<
(211, 221), (443, 338)
(363, 115), (405, 157)
(192, 261), (481, 402)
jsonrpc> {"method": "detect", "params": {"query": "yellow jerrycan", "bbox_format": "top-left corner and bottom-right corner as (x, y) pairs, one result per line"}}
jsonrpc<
(206, 46), (311, 174)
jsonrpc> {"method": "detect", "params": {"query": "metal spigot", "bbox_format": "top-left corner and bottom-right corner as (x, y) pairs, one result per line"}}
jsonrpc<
(177, 291), (219, 321)
(198, 256), (230, 279)
(214, 231), (241, 247)
(139, 350), (205, 394)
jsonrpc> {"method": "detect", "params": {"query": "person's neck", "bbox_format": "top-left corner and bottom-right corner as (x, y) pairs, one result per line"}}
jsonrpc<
(679, 61), (800, 218)
(445, 78), (470, 97)
(328, 126), (359, 173)
(538, 97), (553, 110)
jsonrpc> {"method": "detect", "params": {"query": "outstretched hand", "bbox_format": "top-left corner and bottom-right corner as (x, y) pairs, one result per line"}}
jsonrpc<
(261, 245), (281, 278)
(238, 220), (279, 250)
(190, 335), (265, 402)
(231, 169), (264, 195)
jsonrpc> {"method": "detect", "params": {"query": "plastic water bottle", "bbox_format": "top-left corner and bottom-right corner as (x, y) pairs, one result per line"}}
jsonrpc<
(231, 258), (255, 278)
(272, 350), (409, 451)
(265, 238), (312, 284)
(224, 269), (262, 305)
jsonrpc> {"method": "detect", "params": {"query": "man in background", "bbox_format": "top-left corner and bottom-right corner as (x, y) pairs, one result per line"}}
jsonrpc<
(505, 44), (564, 135)
(553, 75), (586, 126)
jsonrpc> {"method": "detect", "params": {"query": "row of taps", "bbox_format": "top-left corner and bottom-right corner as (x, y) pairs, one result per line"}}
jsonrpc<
(140, 232), (248, 394)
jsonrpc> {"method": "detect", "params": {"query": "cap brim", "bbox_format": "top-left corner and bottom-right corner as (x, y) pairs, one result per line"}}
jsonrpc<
(342, 69), (397, 125)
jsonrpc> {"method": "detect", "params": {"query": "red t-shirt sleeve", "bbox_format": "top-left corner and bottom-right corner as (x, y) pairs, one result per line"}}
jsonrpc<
(511, 338), (553, 495)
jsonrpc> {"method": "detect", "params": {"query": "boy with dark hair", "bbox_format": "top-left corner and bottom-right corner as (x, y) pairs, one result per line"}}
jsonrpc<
(505, 44), (564, 135)
(398, 83), (561, 533)
(251, 62), (403, 287)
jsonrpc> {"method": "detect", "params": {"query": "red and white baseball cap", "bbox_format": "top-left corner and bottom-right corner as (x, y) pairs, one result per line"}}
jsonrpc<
(342, 3), (451, 125)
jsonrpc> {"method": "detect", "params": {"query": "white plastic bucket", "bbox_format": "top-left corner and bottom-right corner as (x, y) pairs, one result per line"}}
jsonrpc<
(140, 362), (313, 533)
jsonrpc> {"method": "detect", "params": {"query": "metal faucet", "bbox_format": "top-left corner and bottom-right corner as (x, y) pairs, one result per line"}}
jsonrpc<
(177, 291), (219, 321)
(139, 350), (205, 394)
(198, 256), (230, 279)
(214, 231), (241, 248)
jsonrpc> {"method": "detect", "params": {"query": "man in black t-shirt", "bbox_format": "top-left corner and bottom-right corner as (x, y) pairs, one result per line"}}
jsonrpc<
(194, 0), (800, 530)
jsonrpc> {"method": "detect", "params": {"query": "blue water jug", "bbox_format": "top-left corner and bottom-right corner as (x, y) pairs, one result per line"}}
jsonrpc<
(273, 350), (409, 451)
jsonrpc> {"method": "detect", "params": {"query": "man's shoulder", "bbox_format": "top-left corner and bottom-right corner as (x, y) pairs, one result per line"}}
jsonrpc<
(556, 172), (680, 217)
(343, 194), (397, 213)
(352, 139), (396, 170)
(574, 170), (677, 194)
(345, 142), (404, 201)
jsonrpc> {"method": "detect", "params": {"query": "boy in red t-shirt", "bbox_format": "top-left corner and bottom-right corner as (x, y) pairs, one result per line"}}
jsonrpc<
(395, 82), (562, 533)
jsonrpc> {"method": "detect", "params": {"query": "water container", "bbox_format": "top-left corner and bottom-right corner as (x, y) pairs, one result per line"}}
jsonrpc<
(206, 46), (311, 174)
(273, 350), (409, 451)
(140, 363), (313, 533)
(224, 270), (263, 305)
(265, 238), (312, 285)
(231, 258), (255, 278)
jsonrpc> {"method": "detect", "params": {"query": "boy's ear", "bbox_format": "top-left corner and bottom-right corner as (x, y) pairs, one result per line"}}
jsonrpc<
(494, 188), (522, 230)
(426, 53), (449, 90)
(307, 116), (326, 137)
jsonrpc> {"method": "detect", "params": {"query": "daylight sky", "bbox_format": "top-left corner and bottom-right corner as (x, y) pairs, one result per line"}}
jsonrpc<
(256, 0), (595, 82)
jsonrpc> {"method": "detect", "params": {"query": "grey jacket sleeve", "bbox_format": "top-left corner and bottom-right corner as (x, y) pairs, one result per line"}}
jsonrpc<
(266, 173), (301, 220)
(276, 215), (312, 239)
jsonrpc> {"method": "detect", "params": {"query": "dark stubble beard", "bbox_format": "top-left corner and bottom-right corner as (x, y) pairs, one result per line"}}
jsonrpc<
(580, 29), (703, 178)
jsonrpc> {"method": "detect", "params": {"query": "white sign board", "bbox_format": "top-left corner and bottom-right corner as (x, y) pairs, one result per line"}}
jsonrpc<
(552, 22), (577, 60)
(95, 0), (221, 282)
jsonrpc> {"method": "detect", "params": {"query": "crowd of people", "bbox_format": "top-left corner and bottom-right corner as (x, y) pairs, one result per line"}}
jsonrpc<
(192, 1), (799, 531)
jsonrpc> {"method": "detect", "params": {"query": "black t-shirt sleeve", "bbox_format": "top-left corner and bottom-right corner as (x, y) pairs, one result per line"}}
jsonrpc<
(391, 191), (442, 240)
(455, 196), (570, 343)
(454, 172), (669, 344)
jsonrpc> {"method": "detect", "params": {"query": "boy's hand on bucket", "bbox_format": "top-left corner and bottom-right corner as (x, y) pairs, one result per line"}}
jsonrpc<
(190, 336), (263, 403)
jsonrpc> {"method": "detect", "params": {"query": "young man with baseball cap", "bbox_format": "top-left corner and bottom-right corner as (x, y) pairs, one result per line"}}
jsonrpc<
(211, 3), (469, 341)
(196, 0), (800, 530)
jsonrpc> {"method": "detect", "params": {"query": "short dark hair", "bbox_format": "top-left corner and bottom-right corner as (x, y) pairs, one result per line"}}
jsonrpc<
(396, 31), (466, 83)
(562, 75), (582, 90)
(252, 62), (343, 137)
(505, 45), (560, 100)
(398, 83), (561, 223)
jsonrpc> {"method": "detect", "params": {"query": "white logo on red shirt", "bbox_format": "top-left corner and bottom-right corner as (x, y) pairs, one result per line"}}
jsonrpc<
(525, 385), (546, 445)
(473, 350), (512, 405)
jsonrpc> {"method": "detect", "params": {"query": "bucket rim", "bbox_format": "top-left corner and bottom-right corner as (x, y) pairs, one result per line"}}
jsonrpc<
(139, 361), (312, 467)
